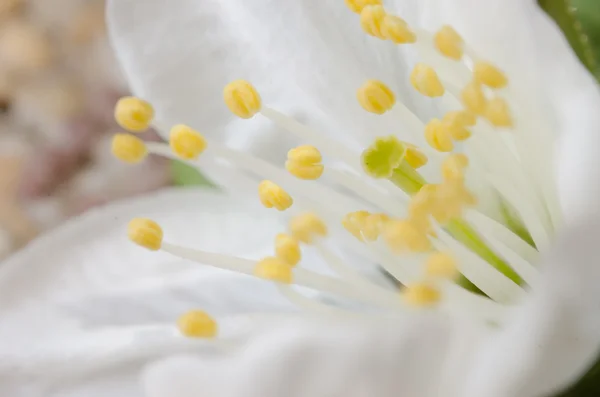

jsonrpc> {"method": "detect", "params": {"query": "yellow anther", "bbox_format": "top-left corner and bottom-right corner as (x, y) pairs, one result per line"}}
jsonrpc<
(409, 184), (437, 220)
(255, 257), (293, 284)
(290, 212), (327, 244)
(425, 252), (458, 279)
(474, 61), (508, 89)
(258, 180), (293, 211)
(357, 80), (396, 114)
(434, 25), (464, 60)
(410, 63), (445, 97)
(111, 133), (147, 164)
(169, 124), (207, 160)
(404, 144), (428, 168)
(345, 0), (381, 13)
(177, 310), (217, 338)
(383, 219), (431, 253)
(128, 218), (163, 251)
(360, 5), (387, 39)
(461, 82), (488, 115)
(114, 97), (154, 132)
(382, 15), (416, 44)
(275, 233), (301, 266)
(286, 145), (324, 180)
(484, 97), (513, 127)
(443, 111), (473, 141)
(362, 213), (390, 241)
(424, 119), (454, 152)
(223, 80), (262, 119)
(442, 154), (469, 181)
(342, 210), (370, 241)
(403, 283), (441, 307)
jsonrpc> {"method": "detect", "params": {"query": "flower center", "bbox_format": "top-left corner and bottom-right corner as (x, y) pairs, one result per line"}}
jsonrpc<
(111, 1), (561, 339)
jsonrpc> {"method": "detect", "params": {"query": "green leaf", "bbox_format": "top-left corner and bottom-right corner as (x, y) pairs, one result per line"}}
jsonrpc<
(170, 160), (215, 187)
(539, 0), (600, 82)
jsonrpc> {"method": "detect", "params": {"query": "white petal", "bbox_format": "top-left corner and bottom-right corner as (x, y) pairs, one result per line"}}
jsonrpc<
(107, 0), (431, 150)
(419, 0), (600, 221)
(0, 188), (287, 322)
(464, 217), (600, 396)
(143, 314), (486, 397)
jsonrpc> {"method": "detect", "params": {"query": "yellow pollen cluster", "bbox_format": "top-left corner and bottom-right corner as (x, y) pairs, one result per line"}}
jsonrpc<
(275, 233), (301, 266)
(169, 124), (207, 160)
(290, 212), (327, 244)
(442, 111), (473, 141)
(424, 119), (454, 152)
(128, 218), (163, 251)
(425, 252), (458, 279)
(223, 80), (262, 119)
(357, 80), (396, 114)
(111, 133), (147, 164)
(461, 82), (488, 115)
(404, 144), (428, 168)
(383, 219), (431, 253)
(382, 15), (416, 44)
(410, 63), (445, 97)
(177, 310), (218, 338)
(474, 61), (508, 89)
(114, 96), (154, 132)
(403, 282), (441, 307)
(286, 145), (324, 180)
(441, 153), (469, 181)
(342, 211), (389, 242)
(360, 5), (386, 39)
(345, 0), (381, 13)
(485, 97), (513, 127)
(258, 180), (293, 211)
(254, 256), (293, 284)
(434, 26), (464, 60)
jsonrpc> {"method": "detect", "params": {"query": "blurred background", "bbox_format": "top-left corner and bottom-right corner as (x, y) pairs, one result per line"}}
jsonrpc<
(0, 0), (597, 261)
(0, 0), (173, 258)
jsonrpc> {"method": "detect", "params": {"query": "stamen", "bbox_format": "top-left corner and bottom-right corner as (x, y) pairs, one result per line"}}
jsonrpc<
(285, 145), (324, 180)
(430, 220), (525, 304)
(255, 257), (293, 284)
(441, 154), (469, 181)
(258, 180), (294, 211)
(177, 310), (218, 338)
(383, 219), (432, 253)
(128, 218), (163, 251)
(474, 61), (508, 89)
(114, 96), (154, 132)
(424, 119), (454, 152)
(410, 63), (445, 97)
(274, 233), (301, 266)
(484, 97), (513, 127)
(342, 211), (370, 241)
(403, 144), (428, 168)
(382, 15), (416, 44)
(357, 80), (396, 115)
(360, 5), (386, 39)
(111, 133), (148, 164)
(461, 81), (488, 115)
(169, 124), (207, 160)
(289, 212), (327, 244)
(345, 0), (381, 14)
(223, 80), (262, 119)
(433, 25), (464, 60)
(403, 282), (441, 307)
(442, 111), (473, 141)
(425, 252), (458, 279)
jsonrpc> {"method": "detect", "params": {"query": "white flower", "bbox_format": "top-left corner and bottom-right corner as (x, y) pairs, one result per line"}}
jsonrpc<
(2, 0), (600, 396)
